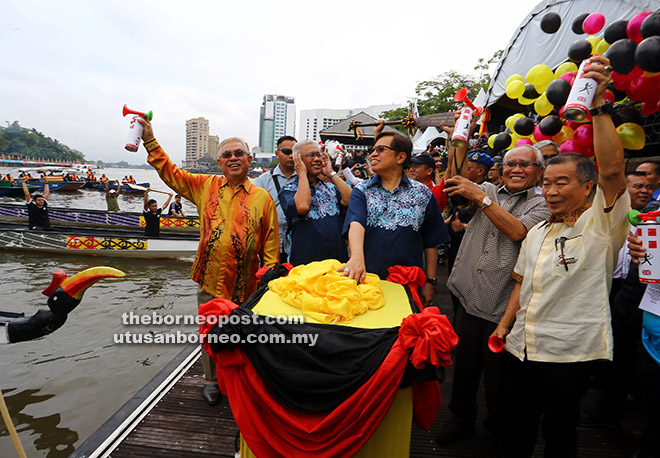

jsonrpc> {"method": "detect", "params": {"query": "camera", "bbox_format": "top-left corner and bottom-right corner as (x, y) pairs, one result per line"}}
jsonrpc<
(444, 182), (470, 208)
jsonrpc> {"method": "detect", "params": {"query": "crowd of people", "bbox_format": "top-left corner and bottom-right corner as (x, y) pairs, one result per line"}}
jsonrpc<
(134, 55), (658, 458)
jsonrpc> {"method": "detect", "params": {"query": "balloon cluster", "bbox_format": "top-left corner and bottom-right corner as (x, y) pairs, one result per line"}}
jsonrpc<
(496, 10), (659, 155)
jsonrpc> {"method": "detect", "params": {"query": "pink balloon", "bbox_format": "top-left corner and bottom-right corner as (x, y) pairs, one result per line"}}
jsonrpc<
(533, 124), (551, 142)
(559, 71), (576, 86)
(573, 124), (594, 147)
(515, 138), (534, 147)
(583, 13), (606, 35)
(560, 140), (579, 154)
(627, 11), (652, 44)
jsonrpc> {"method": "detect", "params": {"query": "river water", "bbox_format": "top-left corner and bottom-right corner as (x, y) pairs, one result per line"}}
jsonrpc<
(0, 167), (207, 457)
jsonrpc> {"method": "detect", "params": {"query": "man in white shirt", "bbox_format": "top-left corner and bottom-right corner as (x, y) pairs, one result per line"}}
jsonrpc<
(492, 55), (630, 457)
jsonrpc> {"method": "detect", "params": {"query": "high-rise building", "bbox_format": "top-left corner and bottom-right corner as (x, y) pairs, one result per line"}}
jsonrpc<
(185, 117), (210, 169)
(259, 94), (296, 154)
(299, 104), (401, 142)
(208, 135), (219, 160)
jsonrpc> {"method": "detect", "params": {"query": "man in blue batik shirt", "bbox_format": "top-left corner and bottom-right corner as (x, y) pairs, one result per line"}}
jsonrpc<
(279, 140), (352, 266)
(340, 131), (449, 307)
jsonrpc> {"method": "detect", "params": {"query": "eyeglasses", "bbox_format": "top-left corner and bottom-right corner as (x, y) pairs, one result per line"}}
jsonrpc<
(220, 150), (246, 159)
(278, 148), (293, 155)
(370, 145), (397, 154)
(503, 160), (539, 169)
(302, 152), (323, 159)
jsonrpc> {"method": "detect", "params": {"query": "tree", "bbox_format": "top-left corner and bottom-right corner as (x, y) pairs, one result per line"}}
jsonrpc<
(380, 49), (504, 124)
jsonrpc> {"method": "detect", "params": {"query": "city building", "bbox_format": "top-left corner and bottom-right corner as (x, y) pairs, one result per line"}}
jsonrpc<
(208, 135), (219, 160)
(258, 94), (296, 155)
(298, 104), (401, 143)
(184, 117), (210, 169)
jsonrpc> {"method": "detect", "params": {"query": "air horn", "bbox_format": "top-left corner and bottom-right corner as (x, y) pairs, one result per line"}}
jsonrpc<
(122, 104), (153, 152)
(451, 88), (483, 148)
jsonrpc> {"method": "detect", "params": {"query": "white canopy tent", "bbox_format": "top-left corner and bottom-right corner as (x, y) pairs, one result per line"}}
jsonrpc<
(412, 127), (447, 155)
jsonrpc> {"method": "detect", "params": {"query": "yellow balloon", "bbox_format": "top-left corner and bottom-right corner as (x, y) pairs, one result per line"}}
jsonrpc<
(488, 134), (497, 149)
(508, 133), (521, 149)
(506, 80), (525, 99)
(552, 125), (574, 145)
(554, 61), (578, 78)
(518, 95), (535, 105)
(617, 122), (646, 150)
(526, 64), (553, 86)
(506, 74), (524, 87)
(595, 38), (610, 55)
(534, 93), (553, 116)
(535, 80), (552, 93)
(586, 35), (600, 52)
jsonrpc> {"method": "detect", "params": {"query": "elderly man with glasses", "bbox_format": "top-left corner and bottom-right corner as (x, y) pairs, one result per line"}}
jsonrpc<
(340, 131), (449, 307)
(254, 135), (298, 261)
(139, 118), (279, 406)
(279, 140), (352, 266)
(435, 144), (550, 450)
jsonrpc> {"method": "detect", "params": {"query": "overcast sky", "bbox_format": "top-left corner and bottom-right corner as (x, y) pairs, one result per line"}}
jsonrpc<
(2, 0), (536, 164)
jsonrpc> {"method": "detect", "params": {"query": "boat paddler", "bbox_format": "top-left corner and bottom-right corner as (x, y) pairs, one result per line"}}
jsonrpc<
(138, 116), (279, 406)
(21, 176), (51, 230)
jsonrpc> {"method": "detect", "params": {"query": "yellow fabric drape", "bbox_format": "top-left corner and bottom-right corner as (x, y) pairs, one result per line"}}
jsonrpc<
(269, 260), (385, 324)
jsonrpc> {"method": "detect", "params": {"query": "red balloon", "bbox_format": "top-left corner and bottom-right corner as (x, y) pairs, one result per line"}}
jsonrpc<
(516, 138), (534, 147)
(611, 71), (631, 91)
(564, 121), (581, 131)
(642, 101), (660, 115)
(627, 74), (660, 102)
(583, 13), (606, 34)
(559, 71), (576, 86)
(533, 124), (551, 142)
(582, 144), (595, 158)
(604, 90), (615, 104)
(560, 140), (580, 154)
(573, 124), (594, 147)
(628, 11), (653, 44)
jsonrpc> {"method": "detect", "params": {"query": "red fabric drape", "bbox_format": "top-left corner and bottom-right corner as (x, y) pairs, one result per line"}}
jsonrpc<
(386, 265), (427, 310)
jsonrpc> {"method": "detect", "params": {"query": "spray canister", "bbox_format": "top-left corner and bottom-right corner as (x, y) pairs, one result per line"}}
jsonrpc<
(563, 60), (597, 122)
(451, 88), (483, 148)
(122, 105), (153, 153)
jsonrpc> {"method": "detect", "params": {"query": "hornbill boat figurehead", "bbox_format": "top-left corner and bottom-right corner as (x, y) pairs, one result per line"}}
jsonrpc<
(0, 266), (125, 344)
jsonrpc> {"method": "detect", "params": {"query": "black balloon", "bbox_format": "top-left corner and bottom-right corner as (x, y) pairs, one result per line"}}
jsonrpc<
(636, 36), (660, 72)
(514, 117), (535, 136)
(605, 39), (638, 74)
(523, 84), (540, 99)
(545, 79), (572, 106)
(611, 106), (643, 127)
(568, 39), (593, 62)
(541, 12), (562, 33)
(493, 133), (512, 151)
(604, 20), (629, 44)
(572, 13), (590, 34)
(641, 11), (660, 39)
(538, 115), (563, 136)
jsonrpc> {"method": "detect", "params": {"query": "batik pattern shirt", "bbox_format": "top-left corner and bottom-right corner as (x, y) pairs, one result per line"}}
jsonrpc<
(146, 139), (279, 303)
(279, 177), (348, 266)
(343, 174), (449, 278)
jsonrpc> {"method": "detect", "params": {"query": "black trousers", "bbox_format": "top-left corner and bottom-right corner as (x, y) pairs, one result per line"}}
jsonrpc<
(502, 353), (593, 458)
(637, 345), (660, 456)
(448, 306), (505, 435)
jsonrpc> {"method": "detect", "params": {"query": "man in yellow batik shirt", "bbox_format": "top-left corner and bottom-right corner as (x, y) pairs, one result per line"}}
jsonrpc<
(139, 118), (279, 405)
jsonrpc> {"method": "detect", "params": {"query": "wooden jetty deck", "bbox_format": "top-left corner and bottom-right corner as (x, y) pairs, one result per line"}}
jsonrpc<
(72, 268), (647, 457)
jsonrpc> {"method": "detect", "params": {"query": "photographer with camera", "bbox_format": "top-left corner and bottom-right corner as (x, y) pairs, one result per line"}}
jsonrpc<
(436, 126), (550, 449)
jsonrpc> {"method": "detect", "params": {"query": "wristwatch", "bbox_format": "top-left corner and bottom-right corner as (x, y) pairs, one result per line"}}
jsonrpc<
(479, 195), (493, 209)
(426, 277), (437, 285)
(328, 171), (338, 180)
(589, 100), (614, 117)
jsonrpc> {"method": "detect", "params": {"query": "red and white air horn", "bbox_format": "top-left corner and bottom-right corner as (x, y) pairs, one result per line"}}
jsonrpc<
(122, 105), (153, 152)
(451, 89), (483, 148)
